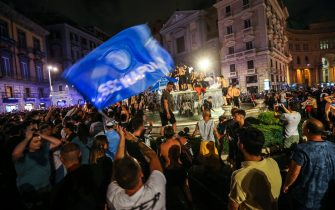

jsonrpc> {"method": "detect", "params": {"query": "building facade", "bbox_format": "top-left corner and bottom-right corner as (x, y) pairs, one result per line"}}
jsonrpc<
(287, 21), (335, 86)
(0, 2), (50, 112)
(46, 23), (105, 106)
(214, 0), (290, 93)
(160, 9), (221, 76)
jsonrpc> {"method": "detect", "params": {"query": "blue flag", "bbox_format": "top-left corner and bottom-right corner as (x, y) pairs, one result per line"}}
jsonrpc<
(63, 24), (174, 110)
(150, 76), (178, 92)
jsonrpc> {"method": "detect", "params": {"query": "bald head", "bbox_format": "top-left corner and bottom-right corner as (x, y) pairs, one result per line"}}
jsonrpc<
(60, 143), (81, 168)
(303, 118), (325, 136)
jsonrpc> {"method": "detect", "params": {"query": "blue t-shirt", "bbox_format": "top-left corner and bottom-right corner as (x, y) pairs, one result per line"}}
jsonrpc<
(105, 130), (120, 160)
(291, 140), (335, 209)
(15, 141), (51, 192)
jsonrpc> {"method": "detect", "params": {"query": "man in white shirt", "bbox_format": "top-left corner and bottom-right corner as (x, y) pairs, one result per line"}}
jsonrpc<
(192, 111), (219, 156)
(193, 111), (218, 142)
(280, 101), (301, 149)
(107, 126), (166, 210)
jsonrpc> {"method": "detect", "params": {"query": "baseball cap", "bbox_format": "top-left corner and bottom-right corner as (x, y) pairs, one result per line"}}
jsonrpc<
(106, 120), (117, 127)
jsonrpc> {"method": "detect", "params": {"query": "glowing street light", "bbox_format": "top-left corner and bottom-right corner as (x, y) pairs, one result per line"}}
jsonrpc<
(47, 65), (58, 92)
(198, 58), (211, 72)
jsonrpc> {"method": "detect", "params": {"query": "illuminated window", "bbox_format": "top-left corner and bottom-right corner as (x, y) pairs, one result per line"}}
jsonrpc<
(320, 40), (329, 50)
(5, 86), (13, 98)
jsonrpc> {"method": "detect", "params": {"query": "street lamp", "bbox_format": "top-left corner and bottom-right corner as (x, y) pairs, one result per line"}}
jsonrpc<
(47, 65), (58, 92)
(198, 58), (211, 72)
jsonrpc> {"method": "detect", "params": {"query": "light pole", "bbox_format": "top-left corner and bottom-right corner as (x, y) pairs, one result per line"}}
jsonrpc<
(47, 65), (58, 92)
(47, 65), (58, 106)
(198, 57), (212, 74)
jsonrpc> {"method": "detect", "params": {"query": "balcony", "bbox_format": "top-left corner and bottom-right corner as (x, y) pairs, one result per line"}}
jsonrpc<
(33, 49), (46, 58)
(244, 48), (256, 56)
(1, 92), (23, 99)
(224, 49), (255, 61)
(242, 27), (253, 35)
(17, 46), (29, 55)
(71, 40), (80, 47)
(0, 35), (15, 47)
(230, 71), (237, 77)
(23, 93), (39, 98)
(224, 33), (235, 42)
(247, 68), (256, 74)
(50, 90), (70, 97)
(225, 12), (232, 17)
(236, 52), (243, 57)
(243, 4), (250, 10)
(225, 54), (235, 60)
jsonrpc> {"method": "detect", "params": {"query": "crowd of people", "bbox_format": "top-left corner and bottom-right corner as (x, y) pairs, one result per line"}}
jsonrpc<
(1, 83), (335, 210)
(170, 66), (244, 108)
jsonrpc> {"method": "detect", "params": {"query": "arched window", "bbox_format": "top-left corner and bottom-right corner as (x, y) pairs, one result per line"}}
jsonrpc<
(297, 56), (301, 65)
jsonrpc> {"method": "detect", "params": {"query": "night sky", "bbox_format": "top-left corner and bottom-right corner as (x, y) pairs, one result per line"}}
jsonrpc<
(2, 0), (335, 35)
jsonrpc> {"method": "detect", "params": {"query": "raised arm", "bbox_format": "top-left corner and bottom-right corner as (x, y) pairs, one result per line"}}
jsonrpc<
(38, 133), (62, 150)
(44, 106), (54, 122)
(280, 103), (290, 114)
(12, 129), (33, 161)
(114, 125), (125, 160)
(138, 142), (163, 173)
